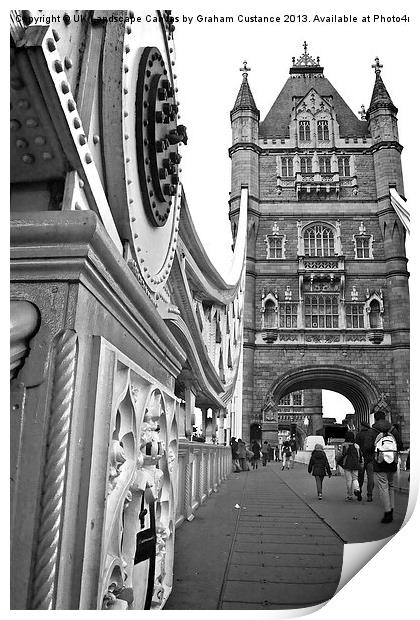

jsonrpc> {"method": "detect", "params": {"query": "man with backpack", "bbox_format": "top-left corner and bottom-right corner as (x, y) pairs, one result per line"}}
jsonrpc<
(372, 410), (403, 523)
(339, 431), (363, 501)
(356, 421), (378, 501)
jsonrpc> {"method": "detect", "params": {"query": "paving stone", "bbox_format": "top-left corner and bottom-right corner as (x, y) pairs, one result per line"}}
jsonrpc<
(231, 551), (342, 568)
(226, 564), (340, 583)
(223, 580), (338, 606)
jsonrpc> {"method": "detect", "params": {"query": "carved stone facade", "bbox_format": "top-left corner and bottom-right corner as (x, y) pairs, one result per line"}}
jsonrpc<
(229, 44), (409, 444)
(10, 10), (242, 610)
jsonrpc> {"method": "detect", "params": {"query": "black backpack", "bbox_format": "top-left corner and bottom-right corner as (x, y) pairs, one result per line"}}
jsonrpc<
(343, 443), (360, 469)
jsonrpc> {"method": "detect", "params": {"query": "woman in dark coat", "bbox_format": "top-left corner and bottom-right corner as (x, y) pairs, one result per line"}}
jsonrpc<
(308, 443), (332, 499)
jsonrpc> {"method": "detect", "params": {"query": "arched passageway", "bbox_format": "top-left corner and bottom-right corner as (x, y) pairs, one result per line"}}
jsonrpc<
(267, 364), (382, 428)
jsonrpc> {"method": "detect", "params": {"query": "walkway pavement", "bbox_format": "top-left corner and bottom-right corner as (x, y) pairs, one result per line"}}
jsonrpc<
(166, 461), (408, 610)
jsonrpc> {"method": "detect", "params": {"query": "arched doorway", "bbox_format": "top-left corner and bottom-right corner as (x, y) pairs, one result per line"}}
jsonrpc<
(266, 364), (382, 431)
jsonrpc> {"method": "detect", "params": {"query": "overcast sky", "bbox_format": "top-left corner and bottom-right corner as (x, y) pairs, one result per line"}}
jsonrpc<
(171, 2), (416, 421)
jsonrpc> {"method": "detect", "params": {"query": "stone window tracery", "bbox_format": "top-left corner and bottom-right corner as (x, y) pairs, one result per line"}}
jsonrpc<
(338, 156), (351, 176)
(300, 157), (312, 173)
(304, 294), (339, 328)
(346, 302), (365, 328)
(261, 290), (279, 329)
(319, 156), (331, 173)
(278, 302), (298, 328)
(353, 222), (374, 259)
(281, 157), (294, 177)
(299, 120), (311, 141)
(317, 120), (329, 141)
(304, 224), (335, 257)
(265, 223), (286, 259)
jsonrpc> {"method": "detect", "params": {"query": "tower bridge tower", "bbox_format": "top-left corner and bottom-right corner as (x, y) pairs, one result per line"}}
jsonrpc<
(229, 45), (409, 445)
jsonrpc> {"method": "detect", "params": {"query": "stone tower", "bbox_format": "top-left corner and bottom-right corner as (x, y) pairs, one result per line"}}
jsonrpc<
(229, 47), (409, 445)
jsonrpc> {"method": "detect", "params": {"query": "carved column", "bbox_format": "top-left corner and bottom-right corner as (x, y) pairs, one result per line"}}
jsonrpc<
(184, 384), (196, 439)
(31, 330), (78, 610)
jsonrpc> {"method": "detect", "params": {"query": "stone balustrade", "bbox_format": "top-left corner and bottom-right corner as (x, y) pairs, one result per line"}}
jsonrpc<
(176, 440), (231, 527)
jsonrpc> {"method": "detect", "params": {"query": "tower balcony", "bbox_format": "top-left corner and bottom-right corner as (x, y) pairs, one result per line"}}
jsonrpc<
(276, 173), (358, 199)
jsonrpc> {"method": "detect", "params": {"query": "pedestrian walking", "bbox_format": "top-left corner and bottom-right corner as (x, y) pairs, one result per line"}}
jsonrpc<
(281, 440), (292, 470)
(308, 443), (332, 499)
(355, 421), (378, 501)
(274, 445), (280, 462)
(261, 441), (270, 466)
(372, 410), (402, 523)
(251, 440), (261, 469)
(230, 437), (241, 472)
(237, 439), (247, 471)
(289, 435), (298, 468)
(338, 431), (363, 501)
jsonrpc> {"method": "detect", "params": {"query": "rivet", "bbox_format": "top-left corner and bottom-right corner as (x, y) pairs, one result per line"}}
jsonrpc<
(146, 70), (151, 77)
(21, 10), (32, 26)
(61, 81), (70, 94)
(171, 60), (175, 66)
(17, 99), (29, 110)
(11, 77), (24, 90)
(26, 118), (38, 128)
(10, 119), (21, 131)
(126, 25), (132, 34)
(143, 101), (148, 108)
(22, 153), (34, 164)
(68, 100), (76, 112)
(124, 88), (128, 95)
(73, 118), (81, 129)
(54, 60), (64, 73)
(52, 29), (60, 42)
(134, 233), (138, 238)
(124, 110), (128, 117)
(131, 217), (136, 222)
(129, 198), (133, 204)
(174, 74), (177, 79)
(126, 157), (130, 163)
(169, 48), (173, 53)
(42, 152), (53, 160)
(79, 134), (87, 145)
(93, 134), (100, 145)
(34, 136), (45, 146)
(149, 191), (153, 197)
(63, 13), (71, 25)
(64, 56), (73, 70)
(85, 153), (92, 164)
(144, 139), (148, 146)
(127, 179), (132, 185)
(125, 45), (130, 53)
(125, 134), (129, 140)
(79, 179), (84, 188)
(46, 39), (56, 52)
(74, 202), (82, 210)
(16, 138), (28, 148)
(124, 65), (129, 73)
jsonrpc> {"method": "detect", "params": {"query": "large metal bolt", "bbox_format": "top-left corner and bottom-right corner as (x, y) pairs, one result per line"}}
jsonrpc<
(169, 152), (182, 164)
(164, 184), (177, 196)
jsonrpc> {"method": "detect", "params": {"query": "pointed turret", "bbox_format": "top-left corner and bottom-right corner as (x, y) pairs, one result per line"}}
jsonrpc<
(367, 58), (398, 116)
(231, 62), (259, 119)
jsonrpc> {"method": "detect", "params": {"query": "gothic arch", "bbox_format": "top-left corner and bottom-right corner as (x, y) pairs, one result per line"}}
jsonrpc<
(265, 364), (383, 425)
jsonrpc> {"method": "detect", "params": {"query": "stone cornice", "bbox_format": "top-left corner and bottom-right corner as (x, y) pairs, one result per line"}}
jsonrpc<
(228, 142), (262, 157)
(10, 211), (186, 378)
(370, 140), (403, 154)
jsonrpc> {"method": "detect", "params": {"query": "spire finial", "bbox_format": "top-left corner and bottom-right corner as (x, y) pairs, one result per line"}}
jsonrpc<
(372, 56), (383, 75)
(303, 41), (308, 54)
(240, 60), (251, 80)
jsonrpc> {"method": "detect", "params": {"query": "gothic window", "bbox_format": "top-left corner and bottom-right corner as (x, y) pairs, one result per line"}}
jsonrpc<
(278, 393), (292, 406)
(281, 157), (294, 177)
(279, 391), (304, 407)
(299, 121), (311, 141)
(264, 299), (277, 329)
(353, 223), (373, 259)
(319, 156), (331, 173)
(300, 157), (312, 173)
(317, 120), (329, 141)
(265, 234), (285, 259)
(338, 156), (351, 176)
(278, 302), (298, 328)
(346, 303), (365, 328)
(293, 391), (303, 406)
(304, 224), (334, 256)
(304, 294), (339, 328)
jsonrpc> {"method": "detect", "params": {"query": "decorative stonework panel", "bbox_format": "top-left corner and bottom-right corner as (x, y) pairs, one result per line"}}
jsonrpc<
(86, 339), (179, 610)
